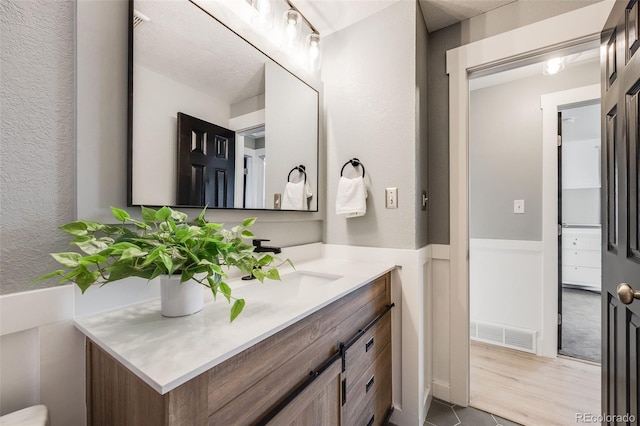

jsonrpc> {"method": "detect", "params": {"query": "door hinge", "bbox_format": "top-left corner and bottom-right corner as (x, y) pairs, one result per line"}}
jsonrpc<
(558, 313), (562, 325)
(558, 224), (562, 237)
(557, 135), (562, 147)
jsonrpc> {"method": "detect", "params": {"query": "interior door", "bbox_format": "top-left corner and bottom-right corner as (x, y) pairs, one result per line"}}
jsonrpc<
(601, 0), (640, 422)
(176, 112), (235, 207)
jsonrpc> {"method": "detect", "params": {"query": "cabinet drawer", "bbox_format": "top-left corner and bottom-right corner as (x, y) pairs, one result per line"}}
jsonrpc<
(344, 312), (391, 388)
(562, 235), (599, 250)
(350, 369), (392, 426)
(562, 249), (601, 267)
(562, 265), (601, 285)
(345, 343), (392, 425)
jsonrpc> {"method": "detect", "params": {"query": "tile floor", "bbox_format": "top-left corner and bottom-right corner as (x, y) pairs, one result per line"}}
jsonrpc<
(423, 398), (522, 426)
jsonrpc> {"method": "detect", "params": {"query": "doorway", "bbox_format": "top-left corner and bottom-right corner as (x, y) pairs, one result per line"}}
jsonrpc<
(558, 101), (602, 364)
(467, 45), (602, 424)
(446, 1), (614, 407)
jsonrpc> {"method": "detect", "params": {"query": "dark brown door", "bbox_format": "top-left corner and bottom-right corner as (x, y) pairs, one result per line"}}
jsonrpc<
(176, 112), (235, 207)
(601, 1), (640, 422)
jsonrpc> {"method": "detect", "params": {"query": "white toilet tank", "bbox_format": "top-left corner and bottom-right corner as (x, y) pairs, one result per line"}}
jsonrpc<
(0, 405), (49, 426)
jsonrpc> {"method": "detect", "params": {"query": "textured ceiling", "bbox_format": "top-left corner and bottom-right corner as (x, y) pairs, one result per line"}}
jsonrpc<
(134, 0), (266, 105)
(292, 0), (519, 36)
(418, 0), (517, 32)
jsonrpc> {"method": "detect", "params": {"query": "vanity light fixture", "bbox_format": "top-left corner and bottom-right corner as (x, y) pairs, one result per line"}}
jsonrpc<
(543, 57), (565, 75)
(251, 0), (274, 30)
(306, 32), (321, 71)
(281, 9), (302, 52)
(247, 0), (322, 71)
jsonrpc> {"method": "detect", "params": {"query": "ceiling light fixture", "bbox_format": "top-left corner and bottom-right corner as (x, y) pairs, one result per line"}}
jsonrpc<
(543, 57), (565, 75)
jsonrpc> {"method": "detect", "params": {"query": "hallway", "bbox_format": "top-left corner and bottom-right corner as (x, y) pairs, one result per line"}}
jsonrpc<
(470, 341), (600, 426)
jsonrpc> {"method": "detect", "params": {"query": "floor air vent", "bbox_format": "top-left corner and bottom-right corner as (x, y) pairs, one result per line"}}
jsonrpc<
(470, 321), (536, 354)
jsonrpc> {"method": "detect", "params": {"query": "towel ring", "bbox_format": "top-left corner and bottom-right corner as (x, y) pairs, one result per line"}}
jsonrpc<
(287, 165), (307, 183)
(340, 158), (366, 178)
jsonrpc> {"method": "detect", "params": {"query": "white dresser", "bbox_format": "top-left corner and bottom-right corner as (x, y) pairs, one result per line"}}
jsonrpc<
(561, 227), (601, 291)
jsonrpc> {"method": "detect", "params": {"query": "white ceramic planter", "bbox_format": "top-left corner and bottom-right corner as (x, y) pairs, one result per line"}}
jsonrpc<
(160, 275), (204, 317)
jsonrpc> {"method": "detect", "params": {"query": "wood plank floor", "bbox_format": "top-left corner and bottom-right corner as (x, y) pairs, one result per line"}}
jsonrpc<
(470, 341), (600, 426)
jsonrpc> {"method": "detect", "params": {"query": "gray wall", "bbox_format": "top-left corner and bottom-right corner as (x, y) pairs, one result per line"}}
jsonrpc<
(0, 0), (322, 295)
(0, 0), (75, 295)
(426, 0), (602, 245)
(415, 3), (429, 248)
(322, 1), (421, 249)
(469, 60), (599, 240)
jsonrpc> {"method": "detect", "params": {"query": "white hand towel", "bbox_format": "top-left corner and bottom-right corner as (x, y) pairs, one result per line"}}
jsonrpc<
(336, 176), (367, 217)
(281, 181), (308, 210)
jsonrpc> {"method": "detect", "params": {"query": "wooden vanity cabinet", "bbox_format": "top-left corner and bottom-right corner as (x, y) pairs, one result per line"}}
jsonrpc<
(85, 272), (393, 426)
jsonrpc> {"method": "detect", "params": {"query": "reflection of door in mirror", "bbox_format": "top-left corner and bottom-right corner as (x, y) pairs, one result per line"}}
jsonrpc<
(176, 113), (235, 207)
(238, 126), (266, 209)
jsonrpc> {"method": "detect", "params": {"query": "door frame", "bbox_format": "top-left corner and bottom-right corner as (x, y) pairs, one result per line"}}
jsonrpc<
(541, 85), (601, 357)
(446, 1), (614, 406)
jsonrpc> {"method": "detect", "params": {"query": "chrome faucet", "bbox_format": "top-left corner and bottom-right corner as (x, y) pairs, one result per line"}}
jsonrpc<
(252, 239), (281, 254)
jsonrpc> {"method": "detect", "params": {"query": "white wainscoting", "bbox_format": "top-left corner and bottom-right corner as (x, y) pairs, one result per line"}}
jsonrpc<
(469, 238), (549, 356)
(0, 286), (85, 425)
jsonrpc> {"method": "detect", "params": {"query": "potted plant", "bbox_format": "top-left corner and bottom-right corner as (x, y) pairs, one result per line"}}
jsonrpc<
(34, 206), (286, 321)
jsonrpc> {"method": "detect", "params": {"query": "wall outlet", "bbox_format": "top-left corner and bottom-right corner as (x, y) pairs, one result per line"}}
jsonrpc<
(385, 187), (398, 209)
(514, 199), (525, 214)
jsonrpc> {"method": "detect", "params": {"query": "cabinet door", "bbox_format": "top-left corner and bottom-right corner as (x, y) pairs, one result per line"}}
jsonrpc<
(267, 358), (342, 426)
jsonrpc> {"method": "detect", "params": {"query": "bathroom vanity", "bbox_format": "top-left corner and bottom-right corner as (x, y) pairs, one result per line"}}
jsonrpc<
(75, 259), (395, 425)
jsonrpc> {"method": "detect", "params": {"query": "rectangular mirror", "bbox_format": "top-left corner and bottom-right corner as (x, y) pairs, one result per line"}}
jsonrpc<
(129, 0), (318, 211)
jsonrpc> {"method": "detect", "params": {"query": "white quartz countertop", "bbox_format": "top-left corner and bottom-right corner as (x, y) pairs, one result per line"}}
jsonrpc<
(73, 257), (395, 394)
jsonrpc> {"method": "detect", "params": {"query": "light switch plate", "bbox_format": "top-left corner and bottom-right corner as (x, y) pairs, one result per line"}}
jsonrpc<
(274, 194), (281, 209)
(514, 199), (525, 214)
(386, 188), (398, 209)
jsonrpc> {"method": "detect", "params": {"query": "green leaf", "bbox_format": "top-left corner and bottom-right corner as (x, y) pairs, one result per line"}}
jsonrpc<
(196, 207), (207, 226)
(230, 298), (245, 322)
(51, 252), (82, 268)
(252, 268), (266, 282)
(205, 223), (224, 231)
(140, 206), (157, 224)
(242, 217), (257, 228)
(59, 221), (88, 236)
(78, 254), (107, 266)
(219, 281), (232, 303)
(265, 267), (280, 281)
(32, 270), (65, 283)
(111, 206), (130, 222)
(241, 230), (255, 239)
(131, 219), (151, 230)
(141, 245), (166, 267)
(231, 225), (241, 234)
(148, 266), (164, 281)
(159, 251), (173, 273)
(155, 206), (172, 222)
(120, 247), (148, 261)
(84, 221), (104, 232)
(257, 254), (274, 266)
(105, 263), (135, 282)
(171, 209), (188, 223)
(73, 239), (109, 255)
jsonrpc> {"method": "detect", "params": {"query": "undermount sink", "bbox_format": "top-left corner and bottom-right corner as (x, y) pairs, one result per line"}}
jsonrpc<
(280, 270), (342, 294)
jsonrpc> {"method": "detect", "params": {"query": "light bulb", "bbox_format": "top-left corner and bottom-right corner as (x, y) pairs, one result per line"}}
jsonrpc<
(543, 57), (565, 75)
(281, 9), (301, 53)
(305, 33), (321, 71)
(251, 0), (273, 30)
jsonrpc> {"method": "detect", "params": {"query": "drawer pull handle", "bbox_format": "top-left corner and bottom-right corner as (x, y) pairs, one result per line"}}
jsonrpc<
(366, 414), (375, 426)
(365, 375), (375, 393)
(365, 336), (375, 352)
